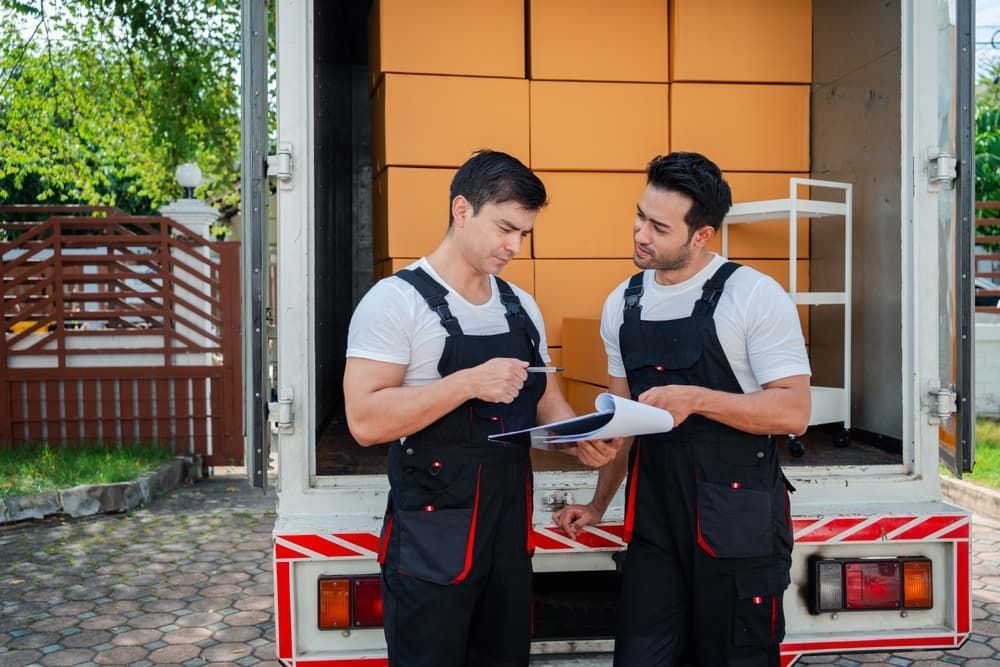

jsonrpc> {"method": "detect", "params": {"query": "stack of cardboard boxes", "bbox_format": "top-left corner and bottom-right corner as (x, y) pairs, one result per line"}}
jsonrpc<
(370, 0), (812, 413)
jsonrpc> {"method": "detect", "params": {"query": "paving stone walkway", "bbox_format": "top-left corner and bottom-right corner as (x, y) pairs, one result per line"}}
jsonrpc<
(2, 469), (1000, 666)
(0, 469), (277, 667)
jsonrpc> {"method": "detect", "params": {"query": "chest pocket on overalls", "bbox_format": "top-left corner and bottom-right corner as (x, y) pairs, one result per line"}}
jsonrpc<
(389, 449), (482, 585)
(468, 399), (510, 439)
(623, 346), (703, 394)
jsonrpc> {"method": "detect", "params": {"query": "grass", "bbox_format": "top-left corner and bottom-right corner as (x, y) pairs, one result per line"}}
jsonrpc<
(966, 418), (1000, 488)
(942, 418), (1000, 488)
(0, 443), (175, 499)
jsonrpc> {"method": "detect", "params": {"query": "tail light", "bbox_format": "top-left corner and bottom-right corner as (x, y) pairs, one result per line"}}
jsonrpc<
(318, 575), (384, 629)
(809, 557), (932, 614)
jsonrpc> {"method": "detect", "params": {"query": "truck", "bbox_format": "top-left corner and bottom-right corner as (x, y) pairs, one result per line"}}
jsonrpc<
(238, 1), (978, 664)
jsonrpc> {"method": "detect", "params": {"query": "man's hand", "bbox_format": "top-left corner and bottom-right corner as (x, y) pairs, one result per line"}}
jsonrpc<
(638, 384), (704, 427)
(461, 358), (529, 404)
(575, 437), (623, 467)
(553, 502), (605, 540)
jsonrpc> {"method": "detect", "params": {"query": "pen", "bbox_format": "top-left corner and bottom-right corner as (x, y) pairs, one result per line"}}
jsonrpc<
(526, 366), (564, 373)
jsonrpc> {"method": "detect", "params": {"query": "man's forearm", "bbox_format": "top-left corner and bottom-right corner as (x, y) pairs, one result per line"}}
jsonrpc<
(589, 447), (631, 514)
(347, 373), (473, 445)
(693, 383), (810, 435)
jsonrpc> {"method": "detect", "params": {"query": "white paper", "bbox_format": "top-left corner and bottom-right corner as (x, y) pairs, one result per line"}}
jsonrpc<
(488, 393), (674, 447)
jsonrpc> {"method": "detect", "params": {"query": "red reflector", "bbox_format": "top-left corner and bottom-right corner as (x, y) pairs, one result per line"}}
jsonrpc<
(845, 560), (901, 610)
(752, 596), (763, 605)
(353, 577), (383, 627)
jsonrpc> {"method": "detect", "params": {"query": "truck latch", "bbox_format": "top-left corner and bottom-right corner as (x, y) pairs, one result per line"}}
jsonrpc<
(268, 386), (294, 435)
(927, 381), (958, 424)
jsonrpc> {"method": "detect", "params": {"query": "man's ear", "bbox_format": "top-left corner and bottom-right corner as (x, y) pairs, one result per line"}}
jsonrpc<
(451, 195), (471, 229)
(692, 224), (715, 248)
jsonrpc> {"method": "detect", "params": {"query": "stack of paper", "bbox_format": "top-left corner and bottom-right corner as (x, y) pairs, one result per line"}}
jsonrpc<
(488, 393), (675, 450)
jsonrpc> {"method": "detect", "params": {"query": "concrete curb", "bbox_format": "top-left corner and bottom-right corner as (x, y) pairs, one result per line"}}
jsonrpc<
(942, 475), (1000, 520)
(0, 454), (202, 525)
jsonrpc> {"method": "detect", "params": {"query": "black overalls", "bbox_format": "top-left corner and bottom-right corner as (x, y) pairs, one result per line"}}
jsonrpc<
(614, 262), (794, 667)
(377, 267), (545, 667)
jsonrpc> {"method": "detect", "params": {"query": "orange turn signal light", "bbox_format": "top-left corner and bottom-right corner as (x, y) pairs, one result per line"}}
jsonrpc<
(318, 577), (351, 629)
(903, 559), (933, 609)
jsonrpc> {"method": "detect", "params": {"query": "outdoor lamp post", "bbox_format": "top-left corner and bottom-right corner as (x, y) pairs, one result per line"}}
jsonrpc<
(175, 162), (204, 199)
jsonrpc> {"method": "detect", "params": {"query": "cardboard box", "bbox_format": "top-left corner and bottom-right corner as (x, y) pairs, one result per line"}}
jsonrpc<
(372, 168), (452, 261)
(562, 318), (607, 386)
(533, 172), (646, 258)
(372, 74), (530, 173)
(529, 0), (667, 82)
(381, 258), (535, 296)
(566, 379), (608, 417)
(530, 81), (669, 171)
(706, 172), (810, 259)
(534, 259), (636, 345)
(670, 84), (809, 172)
(671, 0), (811, 83)
(368, 0), (524, 90)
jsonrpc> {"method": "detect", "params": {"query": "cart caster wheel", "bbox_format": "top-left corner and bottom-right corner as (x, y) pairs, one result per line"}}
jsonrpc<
(788, 436), (805, 458)
(834, 429), (851, 448)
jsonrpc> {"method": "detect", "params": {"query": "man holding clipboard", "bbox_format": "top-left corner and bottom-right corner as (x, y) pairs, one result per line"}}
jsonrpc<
(555, 152), (811, 666)
(343, 150), (620, 667)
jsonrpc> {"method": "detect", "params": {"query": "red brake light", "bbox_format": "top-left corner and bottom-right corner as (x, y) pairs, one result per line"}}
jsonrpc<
(845, 560), (901, 609)
(353, 577), (383, 627)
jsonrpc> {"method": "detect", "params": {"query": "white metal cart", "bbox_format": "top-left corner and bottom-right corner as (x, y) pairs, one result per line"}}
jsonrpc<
(722, 178), (852, 456)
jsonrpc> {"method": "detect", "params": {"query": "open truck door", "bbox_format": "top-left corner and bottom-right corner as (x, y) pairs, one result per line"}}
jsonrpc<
(241, 0), (271, 490)
(935, 0), (976, 478)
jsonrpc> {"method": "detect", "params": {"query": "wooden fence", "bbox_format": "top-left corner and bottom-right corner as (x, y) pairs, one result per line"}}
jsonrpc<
(0, 206), (243, 465)
(976, 202), (1000, 314)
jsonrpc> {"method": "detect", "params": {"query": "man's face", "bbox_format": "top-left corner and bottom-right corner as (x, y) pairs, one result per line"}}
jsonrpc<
(632, 184), (704, 271)
(455, 198), (536, 275)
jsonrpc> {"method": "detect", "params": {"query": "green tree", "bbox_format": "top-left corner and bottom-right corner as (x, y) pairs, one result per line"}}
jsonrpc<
(976, 59), (1000, 251)
(0, 0), (240, 214)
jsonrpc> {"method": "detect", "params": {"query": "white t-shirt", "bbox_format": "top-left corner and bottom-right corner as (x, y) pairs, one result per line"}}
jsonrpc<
(601, 254), (811, 393)
(346, 258), (551, 386)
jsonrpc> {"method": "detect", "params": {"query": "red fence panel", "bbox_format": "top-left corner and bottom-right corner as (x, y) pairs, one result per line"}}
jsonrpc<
(1, 210), (243, 465)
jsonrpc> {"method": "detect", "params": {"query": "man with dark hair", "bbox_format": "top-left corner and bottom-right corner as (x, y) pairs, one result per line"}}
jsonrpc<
(344, 149), (619, 667)
(555, 152), (811, 666)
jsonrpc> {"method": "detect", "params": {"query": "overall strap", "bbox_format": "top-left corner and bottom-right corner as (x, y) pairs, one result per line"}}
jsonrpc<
(691, 261), (742, 318)
(395, 267), (463, 336)
(495, 277), (541, 351)
(622, 271), (645, 324)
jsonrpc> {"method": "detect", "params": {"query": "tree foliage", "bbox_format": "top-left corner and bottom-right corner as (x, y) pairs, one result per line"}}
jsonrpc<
(976, 58), (1000, 252)
(0, 0), (240, 214)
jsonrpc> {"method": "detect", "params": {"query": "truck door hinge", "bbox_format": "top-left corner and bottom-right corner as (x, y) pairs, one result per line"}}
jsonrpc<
(266, 142), (293, 188)
(927, 149), (957, 190)
(268, 386), (294, 435)
(926, 381), (958, 424)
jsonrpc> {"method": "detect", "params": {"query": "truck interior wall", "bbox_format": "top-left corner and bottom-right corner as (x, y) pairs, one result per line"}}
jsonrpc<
(312, 2), (373, 431)
(810, 0), (903, 440)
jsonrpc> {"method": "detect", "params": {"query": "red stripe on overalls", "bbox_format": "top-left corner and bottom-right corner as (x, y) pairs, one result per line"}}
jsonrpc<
(623, 441), (641, 543)
(451, 464), (483, 584)
(526, 471), (536, 555)
(377, 515), (393, 565)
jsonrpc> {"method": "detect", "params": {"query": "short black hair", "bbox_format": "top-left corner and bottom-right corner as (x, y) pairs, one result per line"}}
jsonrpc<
(645, 152), (732, 233)
(449, 150), (547, 225)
